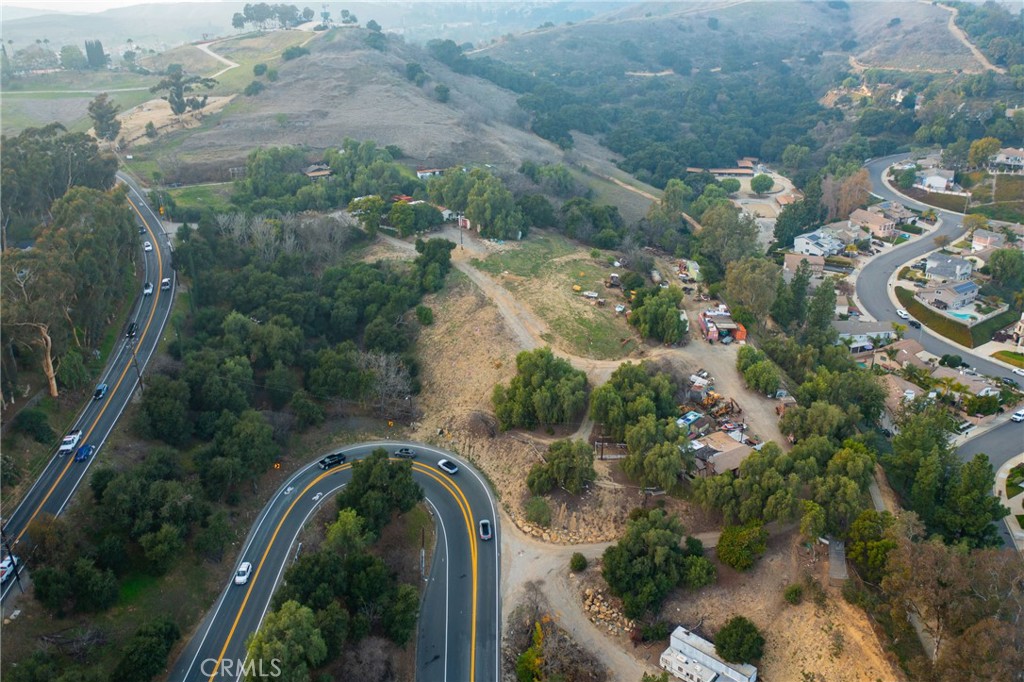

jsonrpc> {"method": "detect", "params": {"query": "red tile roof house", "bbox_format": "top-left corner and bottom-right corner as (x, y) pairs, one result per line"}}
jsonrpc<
(849, 208), (896, 239)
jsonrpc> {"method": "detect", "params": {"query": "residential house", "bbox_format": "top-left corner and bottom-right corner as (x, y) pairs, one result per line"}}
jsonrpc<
(435, 206), (456, 221)
(783, 253), (825, 277)
(833, 320), (898, 352)
(881, 373), (928, 417)
(916, 168), (955, 192)
(925, 254), (973, 281)
(971, 228), (1005, 252)
(850, 208), (896, 239)
(919, 281), (979, 310)
(819, 220), (863, 247)
(794, 230), (844, 257)
(692, 431), (754, 478)
(929, 366), (1000, 398)
(990, 147), (1024, 172)
(875, 201), (916, 225)
(835, 295), (850, 317)
(303, 163), (332, 179)
(415, 168), (445, 180)
(660, 626), (758, 682)
(872, 338), (931, 372)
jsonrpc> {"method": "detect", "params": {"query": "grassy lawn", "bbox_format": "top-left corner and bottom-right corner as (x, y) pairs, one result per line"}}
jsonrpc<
(168, 183), (234, 213)
(993, 351), (1024, 369)
(206, 30), (316, 93)
(970, 309), (1020, 347)
(1006, 465), (1024, 499)
(472, 234), (577, 277)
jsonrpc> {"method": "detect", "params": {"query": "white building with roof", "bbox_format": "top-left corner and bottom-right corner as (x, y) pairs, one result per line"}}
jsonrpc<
(660, 626), (758, 682)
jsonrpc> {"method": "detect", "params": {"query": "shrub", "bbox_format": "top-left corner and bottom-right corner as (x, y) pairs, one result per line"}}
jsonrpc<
(253, 63), (267, 76)
(716, 523), (768, 571)
(715, 616), (765, 664)
(569, 552), (588, 572)
(641, 621), (670, 641)
(526, 439), (595, 495)
(784, 583), (804, 605)
(13, 408), (55, 443)
(524, 496), (551, 527)
(415, 305), (434, 325)
(266, 68), (278, 82)
(282, 45), (310, 60)
(145, 121), (158, 138)
(243, 80), (265, 96)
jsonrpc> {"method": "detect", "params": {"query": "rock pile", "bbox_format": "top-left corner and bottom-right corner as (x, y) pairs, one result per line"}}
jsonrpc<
(582, 587), (634, 636)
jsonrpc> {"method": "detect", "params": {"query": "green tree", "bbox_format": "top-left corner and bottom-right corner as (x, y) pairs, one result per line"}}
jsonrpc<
(846, 509), (896, 584)
(194, 510), (233, 562)
(383, 583), (419, 645)
(750, 173), (774, 195)
(110, 619), (181, 682)
(149, 64), (217, 116)
(137, 374), (192, 446)
(630, 286), (687, 343)
(335, 448), (423, 537)
(602, 509), (704, 618)
(725, 257), (780, 326)
(87, 93), (121, 141)
(435, 83), (450, 103)
(59, 44), (88, 70)
(720, 178), (741, 194)
(743, 359), (780, 395)
(715, 616), (765, 663)
(492, 347), (588, 429)
(527, 439), (596, 495)
(697, 204), (761, 280)
(968, 136), (1000, 167)
(245, 600), (327, 682)
(13, 408), (54, 443)
(988, 248), (1024, 290)
(139, 523), (184, 574)
(716, 523), (768, 571)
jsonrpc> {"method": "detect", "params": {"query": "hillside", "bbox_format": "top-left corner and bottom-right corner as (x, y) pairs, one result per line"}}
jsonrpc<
(139, 28), (568, 179)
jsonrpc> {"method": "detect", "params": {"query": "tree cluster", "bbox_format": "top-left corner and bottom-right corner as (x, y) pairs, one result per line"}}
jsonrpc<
(335, 448), (423, 537)
(629, 286), (688, 344)
(527, 439), (596, 495)
(428, 167), (527, 240)
(602, 509), (715, 618)
(255, 505), (423, 678)
(736, 345), (782, 396)
(232, 3), (308, 30)
(492, 347), (588, 430)
(589, 362), (676, 442)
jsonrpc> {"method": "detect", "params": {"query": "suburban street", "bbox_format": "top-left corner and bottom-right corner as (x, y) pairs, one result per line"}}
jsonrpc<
(1, 174), (174, 603)
(168, 442), (500, 682)
(859, 154), (1023, 472)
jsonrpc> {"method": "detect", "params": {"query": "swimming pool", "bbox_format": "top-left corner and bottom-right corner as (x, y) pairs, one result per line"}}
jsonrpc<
(949, 311), (977, 321)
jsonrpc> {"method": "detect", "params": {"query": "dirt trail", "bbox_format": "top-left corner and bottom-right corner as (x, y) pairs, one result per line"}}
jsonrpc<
(195, 40), (239, 79)
(934, 2), (1006, 75)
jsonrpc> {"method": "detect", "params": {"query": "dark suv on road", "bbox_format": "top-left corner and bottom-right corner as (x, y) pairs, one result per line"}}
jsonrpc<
(318, 452), (347, 470)
(394, 447), (417, 459)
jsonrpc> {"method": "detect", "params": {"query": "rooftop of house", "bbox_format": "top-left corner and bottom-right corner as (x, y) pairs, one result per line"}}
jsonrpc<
(973, 228), (1005, 244)
(667, 627), (758, 682)
(784, 252), (824, 271)
(850, 208), (892, 228)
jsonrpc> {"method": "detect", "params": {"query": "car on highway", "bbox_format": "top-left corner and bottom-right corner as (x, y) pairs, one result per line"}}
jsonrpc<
(0, 556), (19, 583)
(895, 309), (910, 320)
(160, 278), (171, 291)
(908, 320), (921, 329)
(317, 452), (347, 470)
(143, 241), (153, 252)
(1012, 409), (1024, 423)
(126, 322), (138, 338)
(93, 383), (108, 400)
(1013, 368), (1024, 377)
(394, 447), (417, 459)
(437, 459), (459, 475)
(139, 226), (146, 234)
(74, 444), (95, 462)
(478, 519), (492, 541)
(58, 429), (83, 456)
(234, 562), (252, 585)
(1001, 377), (1019, 387)
(143, 282), (154, 296)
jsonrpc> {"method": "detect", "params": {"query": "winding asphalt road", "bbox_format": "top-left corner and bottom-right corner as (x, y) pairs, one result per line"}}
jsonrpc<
(859, 154), (1022, 475)
(1, 173), (174, 601)
(168, 443), (501, 682)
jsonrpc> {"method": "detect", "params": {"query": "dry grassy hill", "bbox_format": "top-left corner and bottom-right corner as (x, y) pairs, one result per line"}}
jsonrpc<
(149, 28), (566, 180)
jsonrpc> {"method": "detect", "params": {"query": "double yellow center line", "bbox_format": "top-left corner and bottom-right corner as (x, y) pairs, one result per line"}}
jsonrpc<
(207, 459), (480, 682)
(14, 195), (163, 543)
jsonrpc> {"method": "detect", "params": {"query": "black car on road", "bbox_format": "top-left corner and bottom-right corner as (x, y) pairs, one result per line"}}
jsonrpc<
(394, 447), (417, 458)
(318, 452), (347, 470)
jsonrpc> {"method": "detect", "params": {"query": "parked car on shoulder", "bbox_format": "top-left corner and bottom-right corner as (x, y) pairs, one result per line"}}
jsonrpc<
(1011, 409), (1024, 423)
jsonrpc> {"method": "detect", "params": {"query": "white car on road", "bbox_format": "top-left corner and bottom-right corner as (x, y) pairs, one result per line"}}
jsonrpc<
(895, 309), (910, 320)
(234, 561), (252, 585)
(143, 241), (153, 252)
(58, 429), (83, 456)
(1013, 368), (1024, 377)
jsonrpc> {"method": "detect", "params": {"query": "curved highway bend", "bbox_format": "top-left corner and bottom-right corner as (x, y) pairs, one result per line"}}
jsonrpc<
(859, 154), (1023, 475)
(169, 442), (501, 682)
(1, 174), (174, 601)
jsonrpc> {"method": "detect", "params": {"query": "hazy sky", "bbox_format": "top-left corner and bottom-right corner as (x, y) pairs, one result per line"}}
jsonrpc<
(6, 0), (219, 14)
